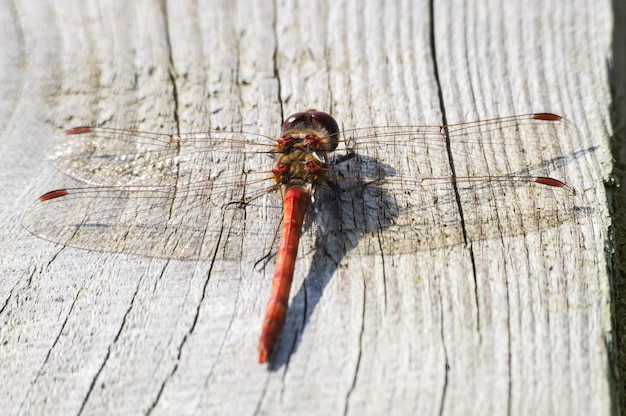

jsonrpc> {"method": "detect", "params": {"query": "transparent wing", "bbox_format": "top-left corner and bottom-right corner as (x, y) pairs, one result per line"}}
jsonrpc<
(315, 114), (585, 254)
(22, 181), (283, 260)
(50, 127), (279, 186)
(25, 127), (284, 260)
(339, 113), (578, 182)
(24, 114), (587, 260)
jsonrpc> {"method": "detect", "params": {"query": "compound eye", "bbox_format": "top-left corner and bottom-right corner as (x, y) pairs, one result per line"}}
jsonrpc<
(281, 112), (308, 133)
(309, 111), (340, 142)
(282, 109), (340, 142)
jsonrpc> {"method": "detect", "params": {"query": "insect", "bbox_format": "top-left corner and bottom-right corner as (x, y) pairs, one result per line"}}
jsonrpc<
(23, 109), (578, 363)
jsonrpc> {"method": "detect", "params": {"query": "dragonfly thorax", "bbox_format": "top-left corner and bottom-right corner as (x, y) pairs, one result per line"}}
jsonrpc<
(272, 149), (329, 187)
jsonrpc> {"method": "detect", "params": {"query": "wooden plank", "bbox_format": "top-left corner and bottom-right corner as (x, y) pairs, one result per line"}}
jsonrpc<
(0, 0), (615, 415)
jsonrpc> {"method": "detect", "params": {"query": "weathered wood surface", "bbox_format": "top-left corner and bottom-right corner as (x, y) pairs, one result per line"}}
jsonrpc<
(0, 0), (616, 414)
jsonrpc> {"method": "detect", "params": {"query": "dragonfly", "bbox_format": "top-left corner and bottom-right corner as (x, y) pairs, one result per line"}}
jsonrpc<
(22, 109), (580, 363)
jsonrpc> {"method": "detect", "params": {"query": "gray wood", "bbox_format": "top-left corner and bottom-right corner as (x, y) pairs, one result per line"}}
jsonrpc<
(0, 0), (615, 414)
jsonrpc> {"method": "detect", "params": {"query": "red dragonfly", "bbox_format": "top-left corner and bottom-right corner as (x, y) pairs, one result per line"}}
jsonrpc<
(22, 109), (579, 363)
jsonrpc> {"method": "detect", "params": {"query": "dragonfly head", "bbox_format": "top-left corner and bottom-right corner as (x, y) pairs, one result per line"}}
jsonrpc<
(281, 109), (340, 154)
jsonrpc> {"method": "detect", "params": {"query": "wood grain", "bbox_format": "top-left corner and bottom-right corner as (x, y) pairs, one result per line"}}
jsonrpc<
(0, 0), (616, 414)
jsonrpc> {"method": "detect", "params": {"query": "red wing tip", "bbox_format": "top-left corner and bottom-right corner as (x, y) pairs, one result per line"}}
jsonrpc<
(258, 348), (269, 364)
(40, 189), (69, 201)
(535, 177), (565, 187)
(534, 177), (575, 194)
(65, 126), (92, 135)
(533, 113), (562, 121)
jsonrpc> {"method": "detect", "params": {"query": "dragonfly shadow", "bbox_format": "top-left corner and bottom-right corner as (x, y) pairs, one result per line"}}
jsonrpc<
(267, 145), (597, 368)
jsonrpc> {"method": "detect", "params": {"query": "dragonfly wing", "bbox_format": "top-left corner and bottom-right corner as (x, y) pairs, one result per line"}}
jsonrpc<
(325, 115), (584, 255)
(316, 174), (583, 256)
(32, 127), (283, 259)
(49, 127), (277, 187)
(343, 114), (581, 181)
(444, 114), (581, 179)
(22, 180), (283, 260)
